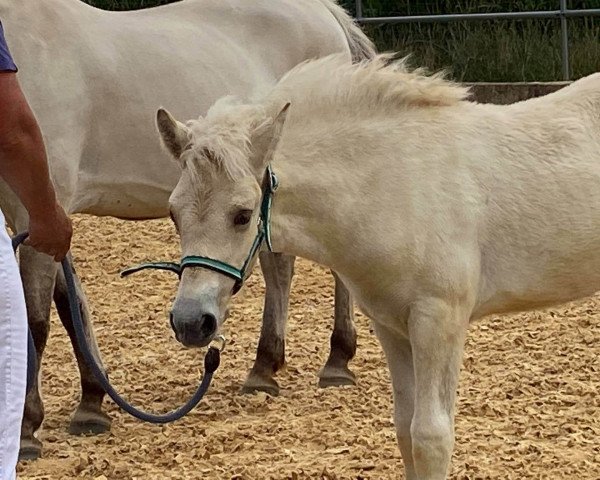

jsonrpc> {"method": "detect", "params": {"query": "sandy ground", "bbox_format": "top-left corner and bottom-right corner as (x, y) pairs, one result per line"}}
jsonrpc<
(17, 214), (600, 479)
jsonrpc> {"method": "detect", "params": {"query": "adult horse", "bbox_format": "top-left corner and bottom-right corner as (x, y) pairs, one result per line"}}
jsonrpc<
(0, 0), (375, 459)
(157, 54), (600, 479)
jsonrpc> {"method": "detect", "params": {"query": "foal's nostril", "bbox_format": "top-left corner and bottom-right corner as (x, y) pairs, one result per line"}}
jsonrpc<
(200, 313), (217, 337)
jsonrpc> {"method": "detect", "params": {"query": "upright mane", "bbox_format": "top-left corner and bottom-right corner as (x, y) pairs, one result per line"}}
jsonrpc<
(267, 53), (471, 116)
(185, 98), (266, 180)
(185, 54), (471, 181)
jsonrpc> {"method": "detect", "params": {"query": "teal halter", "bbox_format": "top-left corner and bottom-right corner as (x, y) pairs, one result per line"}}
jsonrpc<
(121, 165), (279, 295)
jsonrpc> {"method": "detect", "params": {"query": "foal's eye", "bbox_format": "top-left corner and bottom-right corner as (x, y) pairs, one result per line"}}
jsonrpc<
(233, 210), (253, 226)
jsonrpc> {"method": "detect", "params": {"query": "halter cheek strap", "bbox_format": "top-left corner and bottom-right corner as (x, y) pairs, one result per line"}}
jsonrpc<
(121, 165), (278, 295)
(262, 165), (278, 252)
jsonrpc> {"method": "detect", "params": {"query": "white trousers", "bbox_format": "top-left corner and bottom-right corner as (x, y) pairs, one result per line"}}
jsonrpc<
(0, 212), (26, 480)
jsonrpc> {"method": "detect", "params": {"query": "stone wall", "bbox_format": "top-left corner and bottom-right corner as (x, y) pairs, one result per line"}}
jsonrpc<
(467, 82), (571, 105)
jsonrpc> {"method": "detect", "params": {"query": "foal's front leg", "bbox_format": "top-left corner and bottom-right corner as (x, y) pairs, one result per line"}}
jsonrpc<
(372, 322), (417, 480)
(408, 298), (469, 479)
(242, 251), (295, 396)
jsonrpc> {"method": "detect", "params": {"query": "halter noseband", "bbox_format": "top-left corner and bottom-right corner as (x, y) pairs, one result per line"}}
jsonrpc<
(121, 165), (279, 295)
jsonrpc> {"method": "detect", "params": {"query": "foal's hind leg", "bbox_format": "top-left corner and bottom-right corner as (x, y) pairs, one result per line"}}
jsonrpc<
(18, 248), (57, 461)
(53, 254), (111, 436)
(242, 251), (295, 396)
(318, 271), (357, 387)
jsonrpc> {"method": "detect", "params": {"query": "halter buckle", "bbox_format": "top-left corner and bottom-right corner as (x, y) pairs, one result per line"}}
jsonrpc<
(209, 334), (227, 352)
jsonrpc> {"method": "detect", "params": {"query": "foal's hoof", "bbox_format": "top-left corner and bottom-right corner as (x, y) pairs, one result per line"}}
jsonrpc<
(241, 372), (280, 396)
(69, 409), (112, 436)
(19, 438), (42, 462)
(318, 365), (357, 388)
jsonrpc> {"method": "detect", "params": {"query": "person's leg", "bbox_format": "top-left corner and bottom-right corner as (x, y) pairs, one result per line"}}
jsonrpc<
(0, 220), (27, 480)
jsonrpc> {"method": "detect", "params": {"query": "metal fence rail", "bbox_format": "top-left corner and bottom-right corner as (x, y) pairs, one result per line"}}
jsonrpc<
(355, 1), (600, 80)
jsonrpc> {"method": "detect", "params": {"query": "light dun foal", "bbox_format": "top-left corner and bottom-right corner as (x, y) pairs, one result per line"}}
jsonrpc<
(156, 54), (600, 479)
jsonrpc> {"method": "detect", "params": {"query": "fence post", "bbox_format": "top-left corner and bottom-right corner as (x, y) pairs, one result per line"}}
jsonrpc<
(355, 0), (363, 20)
(559, 0), (570, 80)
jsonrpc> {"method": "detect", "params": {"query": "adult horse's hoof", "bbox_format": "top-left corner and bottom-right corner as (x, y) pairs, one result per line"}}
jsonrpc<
(69, 408), (112, 436)
(318, 365), (356, 388)
(241, 372), (280, 396)
(19, 438), (42, 462)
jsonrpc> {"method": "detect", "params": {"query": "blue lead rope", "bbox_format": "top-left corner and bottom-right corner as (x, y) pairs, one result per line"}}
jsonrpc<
(12, 233), (221, 424)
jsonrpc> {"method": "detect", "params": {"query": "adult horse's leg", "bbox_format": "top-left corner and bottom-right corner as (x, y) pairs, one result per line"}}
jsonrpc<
(18, 248), (57, 460)
(318, 271), (357, 387)
(372, 321), (417, 480)
(53, 254), (111, 435)
(242, 251), (295, 396)
(243, 256), (357, 395)
(407, 298), (469, 480)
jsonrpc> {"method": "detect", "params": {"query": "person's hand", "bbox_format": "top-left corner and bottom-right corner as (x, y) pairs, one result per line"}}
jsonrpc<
(25, 203), (73, 261)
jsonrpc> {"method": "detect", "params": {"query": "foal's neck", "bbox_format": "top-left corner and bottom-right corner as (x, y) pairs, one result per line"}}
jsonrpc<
(269, 127), (369, 274)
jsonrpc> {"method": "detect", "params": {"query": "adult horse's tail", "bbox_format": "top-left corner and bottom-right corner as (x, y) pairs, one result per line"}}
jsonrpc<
(320, 0), (377, 62)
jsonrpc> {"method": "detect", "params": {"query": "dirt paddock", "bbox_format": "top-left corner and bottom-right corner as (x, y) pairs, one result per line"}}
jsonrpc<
(18, 214), (600, 479)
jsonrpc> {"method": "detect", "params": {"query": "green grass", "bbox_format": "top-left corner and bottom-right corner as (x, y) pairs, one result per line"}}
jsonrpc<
(84, 0), (600, 81)
(364, 16), (600, 81)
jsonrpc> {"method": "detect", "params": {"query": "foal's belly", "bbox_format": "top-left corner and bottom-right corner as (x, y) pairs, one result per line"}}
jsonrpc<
(474, 263), (600, 319)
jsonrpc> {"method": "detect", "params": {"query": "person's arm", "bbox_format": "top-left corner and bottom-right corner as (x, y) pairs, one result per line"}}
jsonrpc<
(0, 72), (72, 261)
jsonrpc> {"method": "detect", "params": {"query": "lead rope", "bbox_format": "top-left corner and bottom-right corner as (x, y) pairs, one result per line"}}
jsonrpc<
(12, 232), (222, 423)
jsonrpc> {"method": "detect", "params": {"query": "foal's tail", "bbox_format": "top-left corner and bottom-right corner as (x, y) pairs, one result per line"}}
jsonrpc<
(319, 0), (377, 62)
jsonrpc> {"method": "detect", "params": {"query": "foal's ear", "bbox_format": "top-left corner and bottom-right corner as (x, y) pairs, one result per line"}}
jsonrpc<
(251, 102), (290, 170)
(156, 108), (191, 161)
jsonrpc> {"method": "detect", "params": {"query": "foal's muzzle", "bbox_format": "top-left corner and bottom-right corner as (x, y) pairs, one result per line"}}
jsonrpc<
(169, 297), (219, 347)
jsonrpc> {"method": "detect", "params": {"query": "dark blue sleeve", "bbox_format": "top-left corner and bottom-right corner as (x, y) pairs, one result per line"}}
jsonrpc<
(0, 21), (17, 72)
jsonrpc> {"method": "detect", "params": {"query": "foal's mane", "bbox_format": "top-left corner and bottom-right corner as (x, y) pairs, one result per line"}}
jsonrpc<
(269, 53), (471, 115)
(185, 54), (470, 181)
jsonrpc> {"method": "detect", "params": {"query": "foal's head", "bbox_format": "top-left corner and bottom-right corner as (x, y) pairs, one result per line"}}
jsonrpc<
(157, 100), (289, 347)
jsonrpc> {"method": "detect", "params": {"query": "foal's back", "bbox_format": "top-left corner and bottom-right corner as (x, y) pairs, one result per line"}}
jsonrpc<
(470, 73), (600, 318)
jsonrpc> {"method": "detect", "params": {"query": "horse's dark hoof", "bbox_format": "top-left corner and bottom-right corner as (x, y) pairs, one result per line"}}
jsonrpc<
(69, 409), (112, 436)
(318, 365), (357, 388)
(241, 372), (280, 396)
(19, 438), (42, 462)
